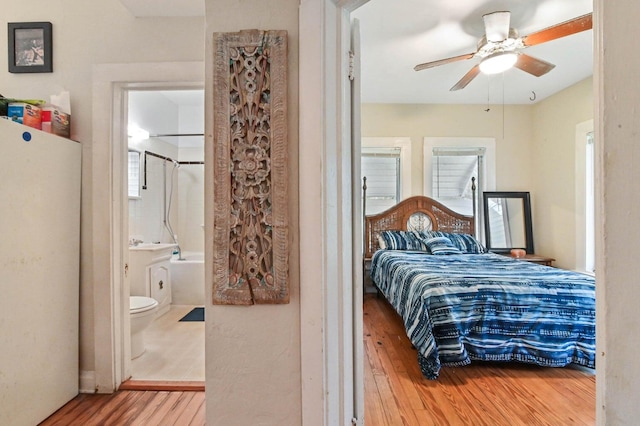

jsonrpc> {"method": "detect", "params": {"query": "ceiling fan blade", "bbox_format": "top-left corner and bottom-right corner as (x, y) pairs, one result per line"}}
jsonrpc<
(414, 52), (475, 72)
(522, 13), (592, 47)
(514, 53), (556, 77)
(450, 65), (481, 91)
(483, 11), (511, 42)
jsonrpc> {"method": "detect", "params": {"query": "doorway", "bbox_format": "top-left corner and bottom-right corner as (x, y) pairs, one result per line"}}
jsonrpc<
(125, 88), (206, 383)
(349, 0), (595, 422)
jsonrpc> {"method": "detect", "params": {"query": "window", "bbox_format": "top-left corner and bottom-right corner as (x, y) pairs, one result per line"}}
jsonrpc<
(361, 137), (412, 215)
(424, 137), (496, 241)
(361, 147), (400, 215)
(431, 147), (484, 216)
(575, 119), (594, 274)
(128, 149), (141, 198)
(585, 131), (595, 273)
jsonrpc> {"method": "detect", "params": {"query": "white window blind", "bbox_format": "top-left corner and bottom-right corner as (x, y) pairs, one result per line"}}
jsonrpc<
(431, 147), (484, 216)
(362, 147), (400, 215)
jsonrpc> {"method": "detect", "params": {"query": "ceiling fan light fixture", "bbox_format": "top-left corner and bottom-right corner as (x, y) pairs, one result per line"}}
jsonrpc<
(483, 11), (511, 42)
(479, 51), (518, 75)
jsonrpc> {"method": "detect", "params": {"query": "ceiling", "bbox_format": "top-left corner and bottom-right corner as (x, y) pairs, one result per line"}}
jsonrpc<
(352, 0), (593, 104)
(121, 0), (594, 131)
(119, 0), (204, 17)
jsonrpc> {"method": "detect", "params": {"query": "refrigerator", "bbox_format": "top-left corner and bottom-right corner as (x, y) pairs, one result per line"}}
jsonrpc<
(0, 118), (81, 425)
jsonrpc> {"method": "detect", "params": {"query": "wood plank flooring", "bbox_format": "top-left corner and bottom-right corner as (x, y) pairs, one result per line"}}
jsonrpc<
(39, 391), (205, 425)
(42, 294), (595, 425)
(363, 293), (596, 426)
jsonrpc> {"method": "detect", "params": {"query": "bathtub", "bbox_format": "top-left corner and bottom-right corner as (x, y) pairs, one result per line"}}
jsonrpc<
(170, 251), (205, 305)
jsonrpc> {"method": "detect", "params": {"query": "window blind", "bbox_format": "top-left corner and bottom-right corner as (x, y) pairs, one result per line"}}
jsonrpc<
(431, 147), (483, 216)
(362, 147), (401, 215)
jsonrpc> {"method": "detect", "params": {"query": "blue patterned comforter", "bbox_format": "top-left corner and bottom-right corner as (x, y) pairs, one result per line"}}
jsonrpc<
(370, 250), (596, 379)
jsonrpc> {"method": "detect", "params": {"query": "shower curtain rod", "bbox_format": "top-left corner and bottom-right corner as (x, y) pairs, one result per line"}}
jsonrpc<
(150, 133), (204, 137)
(142, 150), (204, 190)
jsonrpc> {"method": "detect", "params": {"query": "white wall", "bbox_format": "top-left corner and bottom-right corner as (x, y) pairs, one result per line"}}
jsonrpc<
(178, 147), (205, 252)
(205, 0), (301, 424)
(596, 0), (640, 422)
(176, 103), (205, 253)
(128, 139), (179, 245)
(128, 92), (205, 253)
(0, 0), (204, 382)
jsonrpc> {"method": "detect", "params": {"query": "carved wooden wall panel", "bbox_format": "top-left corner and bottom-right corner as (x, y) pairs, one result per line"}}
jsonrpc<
(212, 30), (289, 305)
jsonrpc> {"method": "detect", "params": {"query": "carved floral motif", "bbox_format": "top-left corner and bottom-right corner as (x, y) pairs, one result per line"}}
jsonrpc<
(213, 30), (289, 305)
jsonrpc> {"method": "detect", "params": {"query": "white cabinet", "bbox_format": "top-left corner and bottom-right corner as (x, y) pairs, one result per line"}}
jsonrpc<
(149, 261), (171, 311)
(0, 120), (80, 426)
(129, 243), (176, 315)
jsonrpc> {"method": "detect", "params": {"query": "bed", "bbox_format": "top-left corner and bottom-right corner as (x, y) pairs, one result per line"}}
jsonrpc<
(364, 195), (596, 380)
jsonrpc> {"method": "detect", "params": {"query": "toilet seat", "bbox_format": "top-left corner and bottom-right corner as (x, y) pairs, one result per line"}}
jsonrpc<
(130, 296), (158, 314)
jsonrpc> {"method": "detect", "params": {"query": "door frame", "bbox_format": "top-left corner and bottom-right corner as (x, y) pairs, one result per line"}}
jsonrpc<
(92, 62), (204, 392)
(299, 0), (368, 423)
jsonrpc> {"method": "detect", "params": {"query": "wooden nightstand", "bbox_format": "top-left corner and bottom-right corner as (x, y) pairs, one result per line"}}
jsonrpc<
(511, 254), (555, 267)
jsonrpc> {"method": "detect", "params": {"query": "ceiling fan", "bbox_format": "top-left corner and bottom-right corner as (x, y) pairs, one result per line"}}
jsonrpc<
(414, 11), (593, 91)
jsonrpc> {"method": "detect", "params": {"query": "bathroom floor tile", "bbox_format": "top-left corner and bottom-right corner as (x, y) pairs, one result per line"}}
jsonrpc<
(131, 305), (204, 381)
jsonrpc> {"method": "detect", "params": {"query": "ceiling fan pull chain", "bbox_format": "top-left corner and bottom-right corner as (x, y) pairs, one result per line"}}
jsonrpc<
(485, 76), (491, 112)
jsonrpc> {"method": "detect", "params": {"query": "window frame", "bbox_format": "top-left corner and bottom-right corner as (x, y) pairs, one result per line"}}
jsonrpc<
(575, 119), (595, 274)
(361, 137), (412, 201)
(128, 148), (142, 199)
(423, 137), (496, 240)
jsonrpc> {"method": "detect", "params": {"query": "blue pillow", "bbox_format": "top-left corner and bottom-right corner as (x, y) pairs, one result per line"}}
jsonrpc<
(423, 236), (462, 255)
(379, 230), (427, 251)
(420, 231), (486, 254)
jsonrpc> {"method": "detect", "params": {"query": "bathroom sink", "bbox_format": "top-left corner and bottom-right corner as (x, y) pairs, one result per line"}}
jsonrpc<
(129, 243), (177, 251)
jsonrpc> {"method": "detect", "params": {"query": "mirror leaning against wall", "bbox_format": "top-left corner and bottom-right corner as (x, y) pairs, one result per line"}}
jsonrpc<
(482, 191), (534, 254)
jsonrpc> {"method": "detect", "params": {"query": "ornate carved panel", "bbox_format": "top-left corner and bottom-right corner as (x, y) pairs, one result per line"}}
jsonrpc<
(212, 30), (289, 305)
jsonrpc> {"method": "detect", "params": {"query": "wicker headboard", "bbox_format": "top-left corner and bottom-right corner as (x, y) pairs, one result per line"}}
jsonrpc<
(363, 196), (475, 259)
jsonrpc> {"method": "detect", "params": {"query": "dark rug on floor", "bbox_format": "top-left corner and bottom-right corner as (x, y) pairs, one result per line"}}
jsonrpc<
(179, 307), (204, 322)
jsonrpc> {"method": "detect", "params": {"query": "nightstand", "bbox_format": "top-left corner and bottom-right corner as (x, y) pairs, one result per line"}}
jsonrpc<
(363, 257), (377, 293)
(511, 254), (555, 267)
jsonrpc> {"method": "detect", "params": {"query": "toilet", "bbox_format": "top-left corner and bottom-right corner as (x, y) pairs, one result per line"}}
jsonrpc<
(130, 296), (159, 359)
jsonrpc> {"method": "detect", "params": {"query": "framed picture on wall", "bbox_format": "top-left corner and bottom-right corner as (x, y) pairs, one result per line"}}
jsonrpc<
(8, 22), (53, 73)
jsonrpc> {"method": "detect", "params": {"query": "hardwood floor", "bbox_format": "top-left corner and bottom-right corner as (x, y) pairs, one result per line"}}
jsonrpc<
(363, 294), (596, 426)
(41, 295), (595, 425)
(39, 391), (205, 425)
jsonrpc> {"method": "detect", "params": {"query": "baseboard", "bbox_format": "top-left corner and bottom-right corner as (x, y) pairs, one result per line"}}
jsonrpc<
(79, 370), (96, 394)
(119, 380), (205, 392)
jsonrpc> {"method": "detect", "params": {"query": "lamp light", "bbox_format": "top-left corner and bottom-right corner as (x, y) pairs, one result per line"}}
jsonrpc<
(128, 123), (150, 142)
(479, 51), (517, 75)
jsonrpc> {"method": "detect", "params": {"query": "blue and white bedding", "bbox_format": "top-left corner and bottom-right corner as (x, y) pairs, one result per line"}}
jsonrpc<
(370, 249), (596, 379)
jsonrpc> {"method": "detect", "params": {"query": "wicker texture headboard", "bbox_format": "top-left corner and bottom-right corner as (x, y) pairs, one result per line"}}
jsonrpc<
(364, 196), (475, 259)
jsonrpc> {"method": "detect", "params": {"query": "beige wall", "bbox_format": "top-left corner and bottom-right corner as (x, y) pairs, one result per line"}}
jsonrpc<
(0, 1), (204, 379)
(531, 78), (593, 269)
(362, 103), (534, 194)
(362, 78), (593, 268)
(205, 0), (301, 424)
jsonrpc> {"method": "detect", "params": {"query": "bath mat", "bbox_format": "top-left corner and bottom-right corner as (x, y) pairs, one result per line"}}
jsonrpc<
(179, 307), (204, 322)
